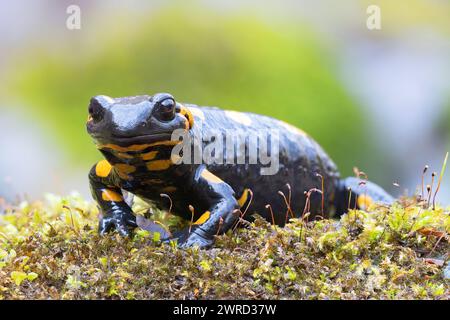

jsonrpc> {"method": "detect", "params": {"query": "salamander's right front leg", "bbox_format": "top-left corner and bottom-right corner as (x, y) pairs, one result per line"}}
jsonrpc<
(89, 161), (137, 237)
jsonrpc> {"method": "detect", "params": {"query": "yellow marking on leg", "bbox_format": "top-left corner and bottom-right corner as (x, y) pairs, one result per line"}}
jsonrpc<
(225, 110), (252, 126)
(357, 194), (373, 210)
(147, 160), (172, 171)
(161, 186), (177, 193)
(96, 160), (112, 178)
(194, 211), (210, 225)
(101, 189), (123, 202)
(179, 104), (194, 129)
(141, 151), (158, 161)
(237, 188), (250, 208)
(99, 140), (180, 152)
(201, 169), (223, 184)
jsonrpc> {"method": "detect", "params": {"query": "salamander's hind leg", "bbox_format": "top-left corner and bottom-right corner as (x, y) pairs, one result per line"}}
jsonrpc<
(334, 177), (394, 214)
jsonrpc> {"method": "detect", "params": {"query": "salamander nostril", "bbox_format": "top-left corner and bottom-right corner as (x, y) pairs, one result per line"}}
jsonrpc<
(88, 97), (106, 122)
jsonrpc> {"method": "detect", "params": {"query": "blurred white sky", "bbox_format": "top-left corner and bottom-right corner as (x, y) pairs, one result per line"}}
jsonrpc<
(0, 0), (449, 203)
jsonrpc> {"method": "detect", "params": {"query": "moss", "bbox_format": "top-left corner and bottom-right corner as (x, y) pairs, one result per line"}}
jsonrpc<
(0, 193), (448, 300)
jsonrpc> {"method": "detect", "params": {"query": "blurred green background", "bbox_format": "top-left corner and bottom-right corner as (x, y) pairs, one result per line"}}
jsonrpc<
(6, 7), (372, 169)
(0, 0), (449, 203)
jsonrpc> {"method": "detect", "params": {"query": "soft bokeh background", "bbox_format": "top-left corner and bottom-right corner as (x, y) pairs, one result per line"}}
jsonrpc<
(0, 0), (449, 204)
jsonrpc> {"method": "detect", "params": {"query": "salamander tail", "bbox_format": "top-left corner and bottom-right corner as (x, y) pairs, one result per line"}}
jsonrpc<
(334, 177), (394, 215)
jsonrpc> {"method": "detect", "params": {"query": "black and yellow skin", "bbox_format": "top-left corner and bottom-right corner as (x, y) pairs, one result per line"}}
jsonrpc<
(87, 93), (393, 248)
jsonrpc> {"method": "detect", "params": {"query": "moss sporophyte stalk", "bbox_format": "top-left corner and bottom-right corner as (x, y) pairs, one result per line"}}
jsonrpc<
(0, 193), (448, 299)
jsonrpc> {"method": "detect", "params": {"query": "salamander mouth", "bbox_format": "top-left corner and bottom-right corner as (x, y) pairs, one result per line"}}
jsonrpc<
(92, 133), (176, 148)
(108, 132), (175, 146)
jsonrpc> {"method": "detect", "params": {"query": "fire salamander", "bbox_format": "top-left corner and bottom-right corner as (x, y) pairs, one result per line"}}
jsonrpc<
(87, 93), (393, 248)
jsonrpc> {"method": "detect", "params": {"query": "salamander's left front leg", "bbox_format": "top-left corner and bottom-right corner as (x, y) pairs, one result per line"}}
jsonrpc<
(178, 166), (240, 249)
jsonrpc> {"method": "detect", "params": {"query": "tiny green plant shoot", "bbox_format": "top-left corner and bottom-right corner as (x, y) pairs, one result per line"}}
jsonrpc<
(0, 156), (449, 299)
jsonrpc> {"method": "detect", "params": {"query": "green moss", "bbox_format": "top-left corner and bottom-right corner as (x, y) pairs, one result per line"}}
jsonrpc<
(0, 194), (448, 299)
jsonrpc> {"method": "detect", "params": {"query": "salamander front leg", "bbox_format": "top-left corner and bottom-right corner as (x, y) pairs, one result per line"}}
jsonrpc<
(176, 166), (240, 249)
(89, 163), (137, 237)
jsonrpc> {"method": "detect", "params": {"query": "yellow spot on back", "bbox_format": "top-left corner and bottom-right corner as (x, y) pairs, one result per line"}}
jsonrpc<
(225, 110), (252, 126)
(179, 104), (194, 129)
(141, 151), (158, 161)
(96, 160), (112, 178)
(161, 186), (177, 193)
(201, 169), (223, 184)
(147, 160), (172, 171)
(194, 211), (210, 225)
(238, 188), (250, 208)
(101, 189), (123, 202)
(357, 194), (373, 210)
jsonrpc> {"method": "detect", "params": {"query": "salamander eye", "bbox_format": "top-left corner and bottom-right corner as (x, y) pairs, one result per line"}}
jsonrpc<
(154, 97), (176, 122)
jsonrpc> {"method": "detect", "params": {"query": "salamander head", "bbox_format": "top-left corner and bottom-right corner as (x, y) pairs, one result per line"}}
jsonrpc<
(86, 93), (190, 148)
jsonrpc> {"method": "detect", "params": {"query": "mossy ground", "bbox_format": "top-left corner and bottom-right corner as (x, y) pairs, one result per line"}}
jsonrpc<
(0, 193), (448, 300)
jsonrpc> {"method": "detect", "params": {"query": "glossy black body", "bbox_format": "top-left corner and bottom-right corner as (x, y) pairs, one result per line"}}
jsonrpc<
(87, 93), (393, 248)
